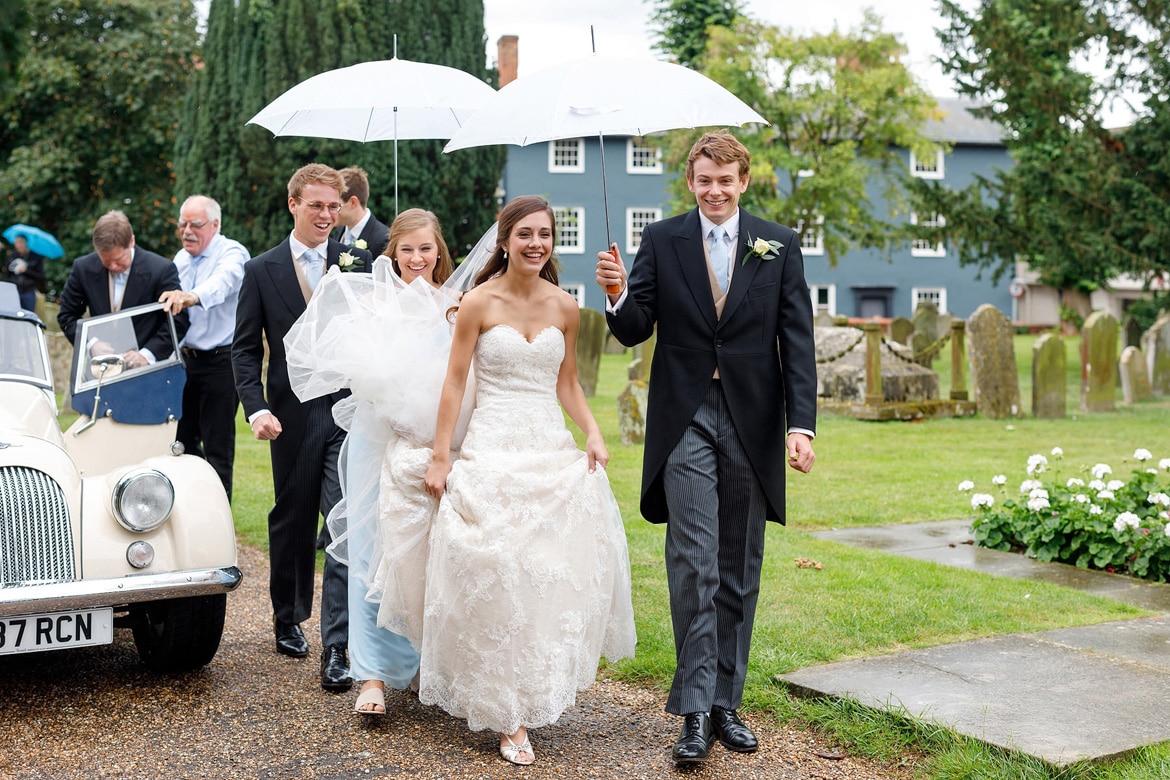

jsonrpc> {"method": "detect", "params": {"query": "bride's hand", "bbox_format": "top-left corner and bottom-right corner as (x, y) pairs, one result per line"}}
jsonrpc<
(585, 433), (609, 472)
(424, 458), (451, 499)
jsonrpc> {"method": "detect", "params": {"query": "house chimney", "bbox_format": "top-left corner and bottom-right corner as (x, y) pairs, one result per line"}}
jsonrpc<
(498, 35), (518, 87)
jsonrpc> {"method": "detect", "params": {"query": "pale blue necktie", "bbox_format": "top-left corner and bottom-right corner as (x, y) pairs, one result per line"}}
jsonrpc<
(300, 248), (323, 291)
(709, 225), (729, 294)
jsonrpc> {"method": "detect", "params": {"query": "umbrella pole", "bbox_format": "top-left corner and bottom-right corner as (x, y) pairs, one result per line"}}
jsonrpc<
(598, 131), (612, 249)
(394, 108), (399, 215)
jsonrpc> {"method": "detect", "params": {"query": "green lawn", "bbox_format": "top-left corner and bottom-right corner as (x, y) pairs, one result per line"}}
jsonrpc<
(214, 343), (1169, 778)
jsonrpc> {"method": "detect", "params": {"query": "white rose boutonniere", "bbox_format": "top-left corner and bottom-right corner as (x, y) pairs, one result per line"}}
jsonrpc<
(744, 234), (783, 265)
(352, 238), (368, 250)
(338, 251), (363, 271)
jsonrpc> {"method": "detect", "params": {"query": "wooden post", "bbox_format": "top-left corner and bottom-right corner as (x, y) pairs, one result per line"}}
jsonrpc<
(950, 319), (968, 401)
(864, 323), (883, 405)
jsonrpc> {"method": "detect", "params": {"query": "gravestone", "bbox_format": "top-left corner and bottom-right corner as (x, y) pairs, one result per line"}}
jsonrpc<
(619, 331), (656, 444)
(912, 302), (939, 343)
(604, 332), (627, 355)
(967, 304), (1021, 418)
(1144, 313), (1170, 396)
(890, 316), (914, 345)
(618, 360), (648, 445)
(1080, 311), (1118, 412)
(1123, 316), (1144, 349)
(1120, 346), (1152, 404)
(576, 308), (606, 397)
(911, 303), (940, 367)
(814, 311), (836, 329)
(1032, 333), (1066, 418)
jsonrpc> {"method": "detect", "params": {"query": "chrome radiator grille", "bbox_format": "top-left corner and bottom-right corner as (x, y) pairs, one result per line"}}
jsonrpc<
(0, 466), (76, 586)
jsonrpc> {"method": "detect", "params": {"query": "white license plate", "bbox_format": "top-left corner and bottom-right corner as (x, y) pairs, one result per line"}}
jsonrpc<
(0, 608), (114, 655)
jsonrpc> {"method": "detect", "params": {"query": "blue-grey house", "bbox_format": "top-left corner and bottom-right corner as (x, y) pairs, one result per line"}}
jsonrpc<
(496, 88), (1013, 318)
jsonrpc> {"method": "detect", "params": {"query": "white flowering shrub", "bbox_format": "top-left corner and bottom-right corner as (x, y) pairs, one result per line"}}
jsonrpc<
(960, 449), (1170, 581)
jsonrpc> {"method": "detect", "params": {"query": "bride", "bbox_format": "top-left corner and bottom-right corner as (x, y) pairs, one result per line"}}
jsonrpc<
(422, 195), (635, 765)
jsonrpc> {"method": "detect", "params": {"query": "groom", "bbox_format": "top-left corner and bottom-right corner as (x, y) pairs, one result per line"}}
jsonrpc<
(232, 163), (372, 691)
(597, 131), (817, 764)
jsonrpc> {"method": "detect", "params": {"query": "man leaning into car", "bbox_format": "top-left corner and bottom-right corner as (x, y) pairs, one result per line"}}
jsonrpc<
(58, 210), (189, 366)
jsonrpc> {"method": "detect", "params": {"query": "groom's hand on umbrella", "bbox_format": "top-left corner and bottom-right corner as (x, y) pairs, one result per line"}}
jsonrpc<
(596, 243), (626, 303)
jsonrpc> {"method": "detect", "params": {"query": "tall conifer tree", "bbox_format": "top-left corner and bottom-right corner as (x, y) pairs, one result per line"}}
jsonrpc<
(175, 0), (503, 256)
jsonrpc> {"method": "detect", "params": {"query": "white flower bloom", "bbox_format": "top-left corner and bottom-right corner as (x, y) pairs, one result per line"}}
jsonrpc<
(1019, 479), (1043, 494)
(1091, 463), (1113, 479)
(1148, 493), (1170, 508)
(1097, 490), (1115, 501)
(1160, 458), (1170, 471)
(1067, 478), (1085, 488)
(992, 474), (1007, 485)
(1074, 494), (1090, 504)
(1029, 488), (1049, 500)
(1150, 469), (1160, 475)
(957, 480), (975, 492)
(1107, 479), (1125, 491)
(1090, 505), (1103, 515)
(1164, 521), (1170, 537)
(1134, 448), (1153, 461)
(971, 493), (995, 509)
(1051, 446), (1064, 457)
(1027, 496), (1051, 512)
(1027, 454), (1049, 475)
(1114, 511), (1142, 531)
(1088, 479), (1107, 491)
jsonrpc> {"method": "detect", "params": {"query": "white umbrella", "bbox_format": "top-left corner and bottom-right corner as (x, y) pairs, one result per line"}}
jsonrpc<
(443, 53), (768, 245)
(247, 54), (496, 213)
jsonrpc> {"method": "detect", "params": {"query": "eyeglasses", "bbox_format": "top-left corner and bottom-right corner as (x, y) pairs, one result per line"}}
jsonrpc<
(177, 220), (208, 229)
(295, 198), (342, 215)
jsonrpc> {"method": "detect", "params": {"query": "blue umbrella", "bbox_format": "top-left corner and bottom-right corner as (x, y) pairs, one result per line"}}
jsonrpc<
(3, 224), (65, 259)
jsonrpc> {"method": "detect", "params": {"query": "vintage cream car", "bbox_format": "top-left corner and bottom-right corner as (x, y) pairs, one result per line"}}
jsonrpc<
(0, 283), (240, 671)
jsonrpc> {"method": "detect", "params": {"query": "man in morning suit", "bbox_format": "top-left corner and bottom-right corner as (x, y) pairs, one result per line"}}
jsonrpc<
(58, 210), (189, 366)
(597, 132), (817, 765)
(333, 165), (390, 261)
(232, 163), (372, 691)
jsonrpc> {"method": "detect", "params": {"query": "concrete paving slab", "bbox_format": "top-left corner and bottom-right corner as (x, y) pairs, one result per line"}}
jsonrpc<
(777, 617), (1170, 766)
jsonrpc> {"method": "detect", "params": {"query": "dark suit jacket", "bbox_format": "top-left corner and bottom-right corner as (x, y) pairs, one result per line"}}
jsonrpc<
(57, 247), (189, 360)
(232, 237), (372, 483)
(332, 212), (390, 268)
(607, 208), (817, 525)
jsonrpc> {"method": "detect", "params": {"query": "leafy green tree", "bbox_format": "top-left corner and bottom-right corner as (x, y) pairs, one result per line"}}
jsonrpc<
(175, 0), (503, 258)
(919, 0), (1170, 298)
(0, 0), (199, 293)
(650, 0), (745, 68)
(666, 12), (942, 265)
(0, 0), (28, 105)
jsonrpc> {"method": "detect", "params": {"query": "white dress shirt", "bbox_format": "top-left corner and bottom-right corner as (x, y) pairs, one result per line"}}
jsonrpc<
(174, 232), (249, 350)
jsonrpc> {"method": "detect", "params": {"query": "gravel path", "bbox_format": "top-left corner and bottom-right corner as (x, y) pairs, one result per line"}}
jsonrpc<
(0, 543), (914, 779)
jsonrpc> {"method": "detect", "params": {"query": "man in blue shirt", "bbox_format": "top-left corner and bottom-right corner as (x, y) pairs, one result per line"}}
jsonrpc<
(160, 195), (249, 500)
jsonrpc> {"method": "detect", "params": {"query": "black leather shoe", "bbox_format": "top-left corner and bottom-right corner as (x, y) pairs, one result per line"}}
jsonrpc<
(274, 620), (309, 658)
(711, 705), (758, 753)
(320, 644), (353, 692)
(671, 712), (715, 764)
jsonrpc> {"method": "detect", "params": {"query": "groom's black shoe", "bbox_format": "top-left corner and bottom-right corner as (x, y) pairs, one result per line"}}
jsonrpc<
(320, 644), (353, 692)
(274, 620), (309, 658)
(711, 705), (758, 753)
(671, 712), (715, 764)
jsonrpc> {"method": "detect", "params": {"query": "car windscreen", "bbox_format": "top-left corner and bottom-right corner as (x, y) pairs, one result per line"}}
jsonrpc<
(0, 317), (51, 386)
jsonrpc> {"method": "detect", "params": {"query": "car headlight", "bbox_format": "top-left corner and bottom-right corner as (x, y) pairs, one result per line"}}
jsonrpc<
(112, 468), (175, 532)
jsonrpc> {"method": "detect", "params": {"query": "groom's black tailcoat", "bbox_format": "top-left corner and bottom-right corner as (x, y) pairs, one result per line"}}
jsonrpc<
(607, 207), (817, 526)
(232, 237), (371, 641)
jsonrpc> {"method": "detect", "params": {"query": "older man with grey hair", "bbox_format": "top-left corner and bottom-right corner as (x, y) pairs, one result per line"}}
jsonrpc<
(160, 195), (250, 500)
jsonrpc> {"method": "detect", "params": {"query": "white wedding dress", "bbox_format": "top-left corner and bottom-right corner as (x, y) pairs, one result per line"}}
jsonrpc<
(411, 324), (637, 735)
